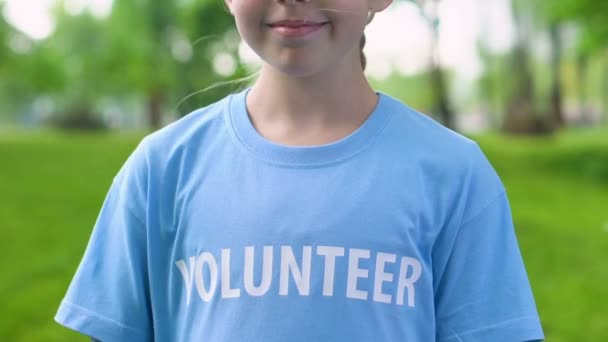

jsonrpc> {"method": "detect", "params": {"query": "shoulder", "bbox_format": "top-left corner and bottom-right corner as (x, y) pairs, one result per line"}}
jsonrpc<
(378, 92), (505, 221)
(379, 93), (491, 180)
(379, 92), (481, 163)
(141, 94), (233, 156)
(113, 93), (235, 191)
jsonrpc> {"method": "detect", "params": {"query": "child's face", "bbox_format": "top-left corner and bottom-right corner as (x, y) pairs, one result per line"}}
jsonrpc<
(225, 0), (392, 77)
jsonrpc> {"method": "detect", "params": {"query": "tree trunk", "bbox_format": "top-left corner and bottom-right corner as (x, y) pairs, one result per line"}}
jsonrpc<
(426, 0), (454, 130)
(430, 65), (454, 129)
(147, 88), (164, 129)
(576, 53), (590, 124)
(502, 0), (553, 135)
(548, 23), (564, 127)
(503, 44), (534, 133)
(603, 55), (608, 123)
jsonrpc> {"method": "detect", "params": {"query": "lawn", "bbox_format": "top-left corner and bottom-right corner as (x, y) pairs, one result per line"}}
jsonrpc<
(0, 127), (606, 341)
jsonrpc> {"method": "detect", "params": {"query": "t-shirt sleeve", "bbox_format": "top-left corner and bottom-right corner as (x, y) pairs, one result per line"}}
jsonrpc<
(433, 144), (544, 342)
(55, 138), (153, 342)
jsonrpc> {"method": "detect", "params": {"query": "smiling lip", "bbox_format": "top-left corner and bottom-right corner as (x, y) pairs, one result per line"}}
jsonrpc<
(267, 20), (329, 39)
(267, 19), (329, 27)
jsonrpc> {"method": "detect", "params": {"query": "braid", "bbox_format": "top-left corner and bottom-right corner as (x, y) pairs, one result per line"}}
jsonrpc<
(360, 11), (376, 71)
(360, 34), (368, 71)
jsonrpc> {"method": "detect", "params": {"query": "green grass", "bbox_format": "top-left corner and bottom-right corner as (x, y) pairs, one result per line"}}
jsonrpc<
(1, 127), (607, 341)
(0, 129), (144, 342)
(470, 127), (608, 341)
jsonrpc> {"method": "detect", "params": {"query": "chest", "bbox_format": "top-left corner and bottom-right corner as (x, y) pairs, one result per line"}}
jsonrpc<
(167, 162), (431, 257)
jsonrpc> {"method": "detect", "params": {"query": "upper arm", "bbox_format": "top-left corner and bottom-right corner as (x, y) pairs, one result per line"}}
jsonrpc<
(54, 139), (154, 341)
(434, 193), (544, 341)
(433, 145), (544, 341)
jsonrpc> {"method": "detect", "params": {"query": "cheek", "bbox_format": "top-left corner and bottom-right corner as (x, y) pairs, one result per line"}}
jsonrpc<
(329, 17), (368, 50)
(323, 0), (368, 19)
(322, 2), (369, 36)
(230, 1), (264, 31)
(232, 10), (264, 47)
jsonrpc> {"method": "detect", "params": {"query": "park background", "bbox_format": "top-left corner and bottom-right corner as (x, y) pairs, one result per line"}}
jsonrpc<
(0, 0), (607, 340)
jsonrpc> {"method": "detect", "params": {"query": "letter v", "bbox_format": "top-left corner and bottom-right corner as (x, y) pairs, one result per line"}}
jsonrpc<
(176, 256), (196, 305)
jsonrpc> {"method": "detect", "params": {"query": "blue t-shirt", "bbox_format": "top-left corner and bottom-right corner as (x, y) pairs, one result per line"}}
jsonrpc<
(55, 88), (544, 341)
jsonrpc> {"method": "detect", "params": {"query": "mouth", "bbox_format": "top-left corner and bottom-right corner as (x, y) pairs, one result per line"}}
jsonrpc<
(267, 20), (329, 28)
(266, 19), (329, 39)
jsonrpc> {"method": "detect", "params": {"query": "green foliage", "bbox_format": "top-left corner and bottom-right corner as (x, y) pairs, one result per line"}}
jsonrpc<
(476, 45), (513, 124)
(2, 0), (606, 131)
(102, 0), (177, 94)
(0, 0), (243, 128)
(0, 3), (65, 120)
(47, 9), (106, 104)
(171, 0), (249, 116)
(0, 2), (11, 72)
(538, 0), (608, 54)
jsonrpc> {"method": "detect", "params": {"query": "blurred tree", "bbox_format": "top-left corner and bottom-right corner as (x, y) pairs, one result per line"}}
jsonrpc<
(402, 0), (455, 129)
(476, 43), (509, 130)
(0, 2), (9, 72)
(501, 0), (554, 134)
(0, 3), (14, 119)
(100, 0), (241, 126)
(540, 0), (608, 124)
(547, 22), (565, 127)
(44, 5), (110, 129)
(100, 0), (179, 128)
(536, 1), (574, 128)
(546, 0), (608, 52)
(479, 0), (608, 134)
(573, 0), (605, 122)
(172, 0), (249, 116)
(0, 2), (67, 124)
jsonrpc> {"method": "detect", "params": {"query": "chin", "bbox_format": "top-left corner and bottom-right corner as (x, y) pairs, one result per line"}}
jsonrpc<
(275, 64), (321, 78)
(266, 56), (329, 78)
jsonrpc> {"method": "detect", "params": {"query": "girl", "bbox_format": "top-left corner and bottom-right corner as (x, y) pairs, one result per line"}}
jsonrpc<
(56, 0), (545, 341)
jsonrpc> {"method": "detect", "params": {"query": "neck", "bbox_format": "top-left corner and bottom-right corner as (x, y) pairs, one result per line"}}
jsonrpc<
(246, 54), (379, 144)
